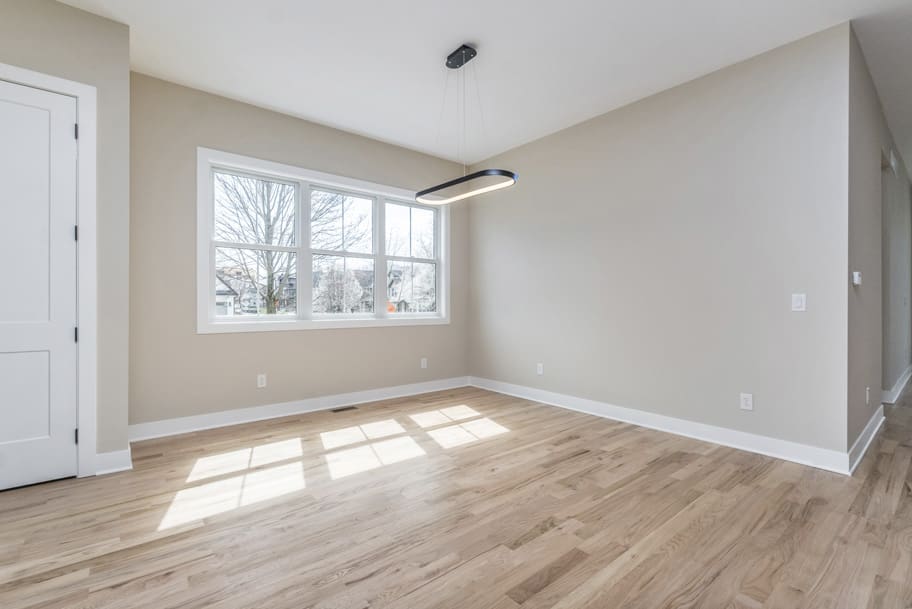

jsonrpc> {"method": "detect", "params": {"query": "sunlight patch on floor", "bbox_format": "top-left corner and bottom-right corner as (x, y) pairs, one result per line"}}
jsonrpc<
(409, 405), (481, 428)
(162, 406), (509, 529)
(186, 438), (303, 482)
(160, 461), (306, 530)
(325, 435), (426, 479)
(321, 418), (407, 450)
(427, 418), (509, 449)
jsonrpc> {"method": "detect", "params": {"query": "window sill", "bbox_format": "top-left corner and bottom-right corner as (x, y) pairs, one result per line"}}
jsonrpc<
(197, 315), (450, 334)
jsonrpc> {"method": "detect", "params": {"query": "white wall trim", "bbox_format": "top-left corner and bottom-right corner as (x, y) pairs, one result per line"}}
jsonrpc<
(468, 377), (854, 475)
(0, 62), (98, 477)
(847, 404), (885, 474)
(124, 374), (885, 477)
(882, 364), (912, 405)
(95, 446), (133, 476)
(129, 376), (470, 442)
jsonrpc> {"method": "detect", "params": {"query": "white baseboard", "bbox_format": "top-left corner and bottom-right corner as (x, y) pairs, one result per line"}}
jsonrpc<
(123, 373), (883, 478)
(128, 376), (471, 442)
(848, 405), (885, 474)
(468, 376), (854, 475)
(882, 364), (912, 405)
(95, 446), (133, 475)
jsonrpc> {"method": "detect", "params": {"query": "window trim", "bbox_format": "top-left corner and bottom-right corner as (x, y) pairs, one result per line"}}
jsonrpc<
(197, 147), (449, 333)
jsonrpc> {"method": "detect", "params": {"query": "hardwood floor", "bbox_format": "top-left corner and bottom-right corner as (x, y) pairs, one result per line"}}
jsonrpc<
(2, 386), (912, 608)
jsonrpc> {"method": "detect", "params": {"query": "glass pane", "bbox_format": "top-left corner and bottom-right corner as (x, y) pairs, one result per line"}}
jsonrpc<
(344, 196), (373, 254)
(311, 189), (373, 253)
(411, 207), (435, 259)
(215, 248), (296, 316)
(346, 257), (374, 313)
(214, 171), (296, 247)
(412, 262), (437, 312)
(311, 190), (344, 251)
(387, 262), (436, 313)
(386, 261), (411, 313)
(385, 203), (410, 257)
(313, 255), (375, 314)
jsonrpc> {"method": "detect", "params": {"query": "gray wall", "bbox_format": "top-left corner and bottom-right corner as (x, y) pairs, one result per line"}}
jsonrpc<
(129, 74), (469, 425)
(0, 0), (130, 452)
(882, 161), (912, 392)
(847, 31), (884, 448)
(847, 30), (911, 446)
(468, 26), (852, 451)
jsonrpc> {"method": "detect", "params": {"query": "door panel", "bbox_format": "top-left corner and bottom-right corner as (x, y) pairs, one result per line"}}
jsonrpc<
(0, 79), (78, 490)
(0, 352), (50, 443)
(0, 98), (51, 322)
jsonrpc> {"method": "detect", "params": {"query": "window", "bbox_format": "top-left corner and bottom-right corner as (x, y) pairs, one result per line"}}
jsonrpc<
(386, 203), (438, 313)
(197, 148), (448, 332)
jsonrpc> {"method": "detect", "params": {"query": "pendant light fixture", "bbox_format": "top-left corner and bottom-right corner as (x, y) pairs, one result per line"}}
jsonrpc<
(416, 44), (518, 205)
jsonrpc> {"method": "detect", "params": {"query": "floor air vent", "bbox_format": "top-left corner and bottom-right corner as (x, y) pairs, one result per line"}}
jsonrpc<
(331, 406), (357, 413)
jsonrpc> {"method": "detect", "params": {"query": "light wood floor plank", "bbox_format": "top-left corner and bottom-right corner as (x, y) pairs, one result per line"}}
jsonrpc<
(1, 386), (912, 608)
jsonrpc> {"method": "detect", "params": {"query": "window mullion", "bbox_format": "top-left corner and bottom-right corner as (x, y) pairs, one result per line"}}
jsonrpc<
(300, 183), (313, 320)
(376, 197), (387, 319)
(212, 240), (297, 253)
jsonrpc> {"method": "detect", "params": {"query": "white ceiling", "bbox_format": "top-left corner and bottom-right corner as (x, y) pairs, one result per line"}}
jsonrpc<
(61, 0), (912, 166)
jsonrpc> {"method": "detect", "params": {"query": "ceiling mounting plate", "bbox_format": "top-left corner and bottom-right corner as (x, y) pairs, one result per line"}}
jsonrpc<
(446, 44), (477, 69)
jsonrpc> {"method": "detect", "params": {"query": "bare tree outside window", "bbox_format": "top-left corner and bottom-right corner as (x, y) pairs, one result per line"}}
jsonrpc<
(214, 171), (298, 315)
(311, 190), (374, 314)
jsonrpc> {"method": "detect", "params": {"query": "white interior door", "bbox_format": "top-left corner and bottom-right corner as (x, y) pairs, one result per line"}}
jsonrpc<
(0, 79), (78, 490)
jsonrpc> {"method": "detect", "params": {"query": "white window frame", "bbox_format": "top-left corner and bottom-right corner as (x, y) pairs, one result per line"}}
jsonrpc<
(197, 147), (450, 333)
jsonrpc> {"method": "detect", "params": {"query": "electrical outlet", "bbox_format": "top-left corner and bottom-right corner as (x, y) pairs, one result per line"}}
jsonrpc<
(740, 392), (753, 411)
(257, 373), (267, 388)
(791, 293), (807, 312)
(420, 357), (428, 369)
(536, 363), (544, 376)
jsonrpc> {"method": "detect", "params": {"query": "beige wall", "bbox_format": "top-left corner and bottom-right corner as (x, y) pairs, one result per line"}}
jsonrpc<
(882, 153), (912, 391)
(468, 26), (852, 451)
(0, 0), (130, 452)
(129, 74), (468, 425)
(847, 29), (910, 445)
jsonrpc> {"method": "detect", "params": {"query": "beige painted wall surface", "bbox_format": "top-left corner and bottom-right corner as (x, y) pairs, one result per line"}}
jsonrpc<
(130, 74), (468, 425)
(882, 155), (912, 391)
(847, 29), (908, 446)
(0, 0), (130, 452)
(468, 26), (851, 451)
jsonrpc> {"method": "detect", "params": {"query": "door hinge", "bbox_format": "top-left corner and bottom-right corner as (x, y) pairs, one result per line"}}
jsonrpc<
(74, 225), (78, 241)
(74, 123), (79, 140)
(75, 428), (79, 444)
(74, 327), (78, 342)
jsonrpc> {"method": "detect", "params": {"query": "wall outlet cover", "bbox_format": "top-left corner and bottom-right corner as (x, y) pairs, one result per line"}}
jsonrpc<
(791, 293), (807, 312)
(740, 392), (753, 411)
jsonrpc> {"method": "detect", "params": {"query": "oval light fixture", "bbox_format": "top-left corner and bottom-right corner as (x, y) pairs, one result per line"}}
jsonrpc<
(416, 168), (517, 205)
(417, 44), (518, 205)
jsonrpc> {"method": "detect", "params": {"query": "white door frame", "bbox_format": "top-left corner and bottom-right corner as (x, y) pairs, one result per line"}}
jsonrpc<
(0, 61), (98, 477)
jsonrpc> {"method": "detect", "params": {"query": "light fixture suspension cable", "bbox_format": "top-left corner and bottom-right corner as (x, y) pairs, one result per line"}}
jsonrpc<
(416, 43), (517, 205)
(462, 47), (467, 176)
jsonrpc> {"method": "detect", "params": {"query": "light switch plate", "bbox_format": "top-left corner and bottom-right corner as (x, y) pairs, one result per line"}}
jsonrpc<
(791, 293), (807, 312)
(740, 393), (753, 411)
